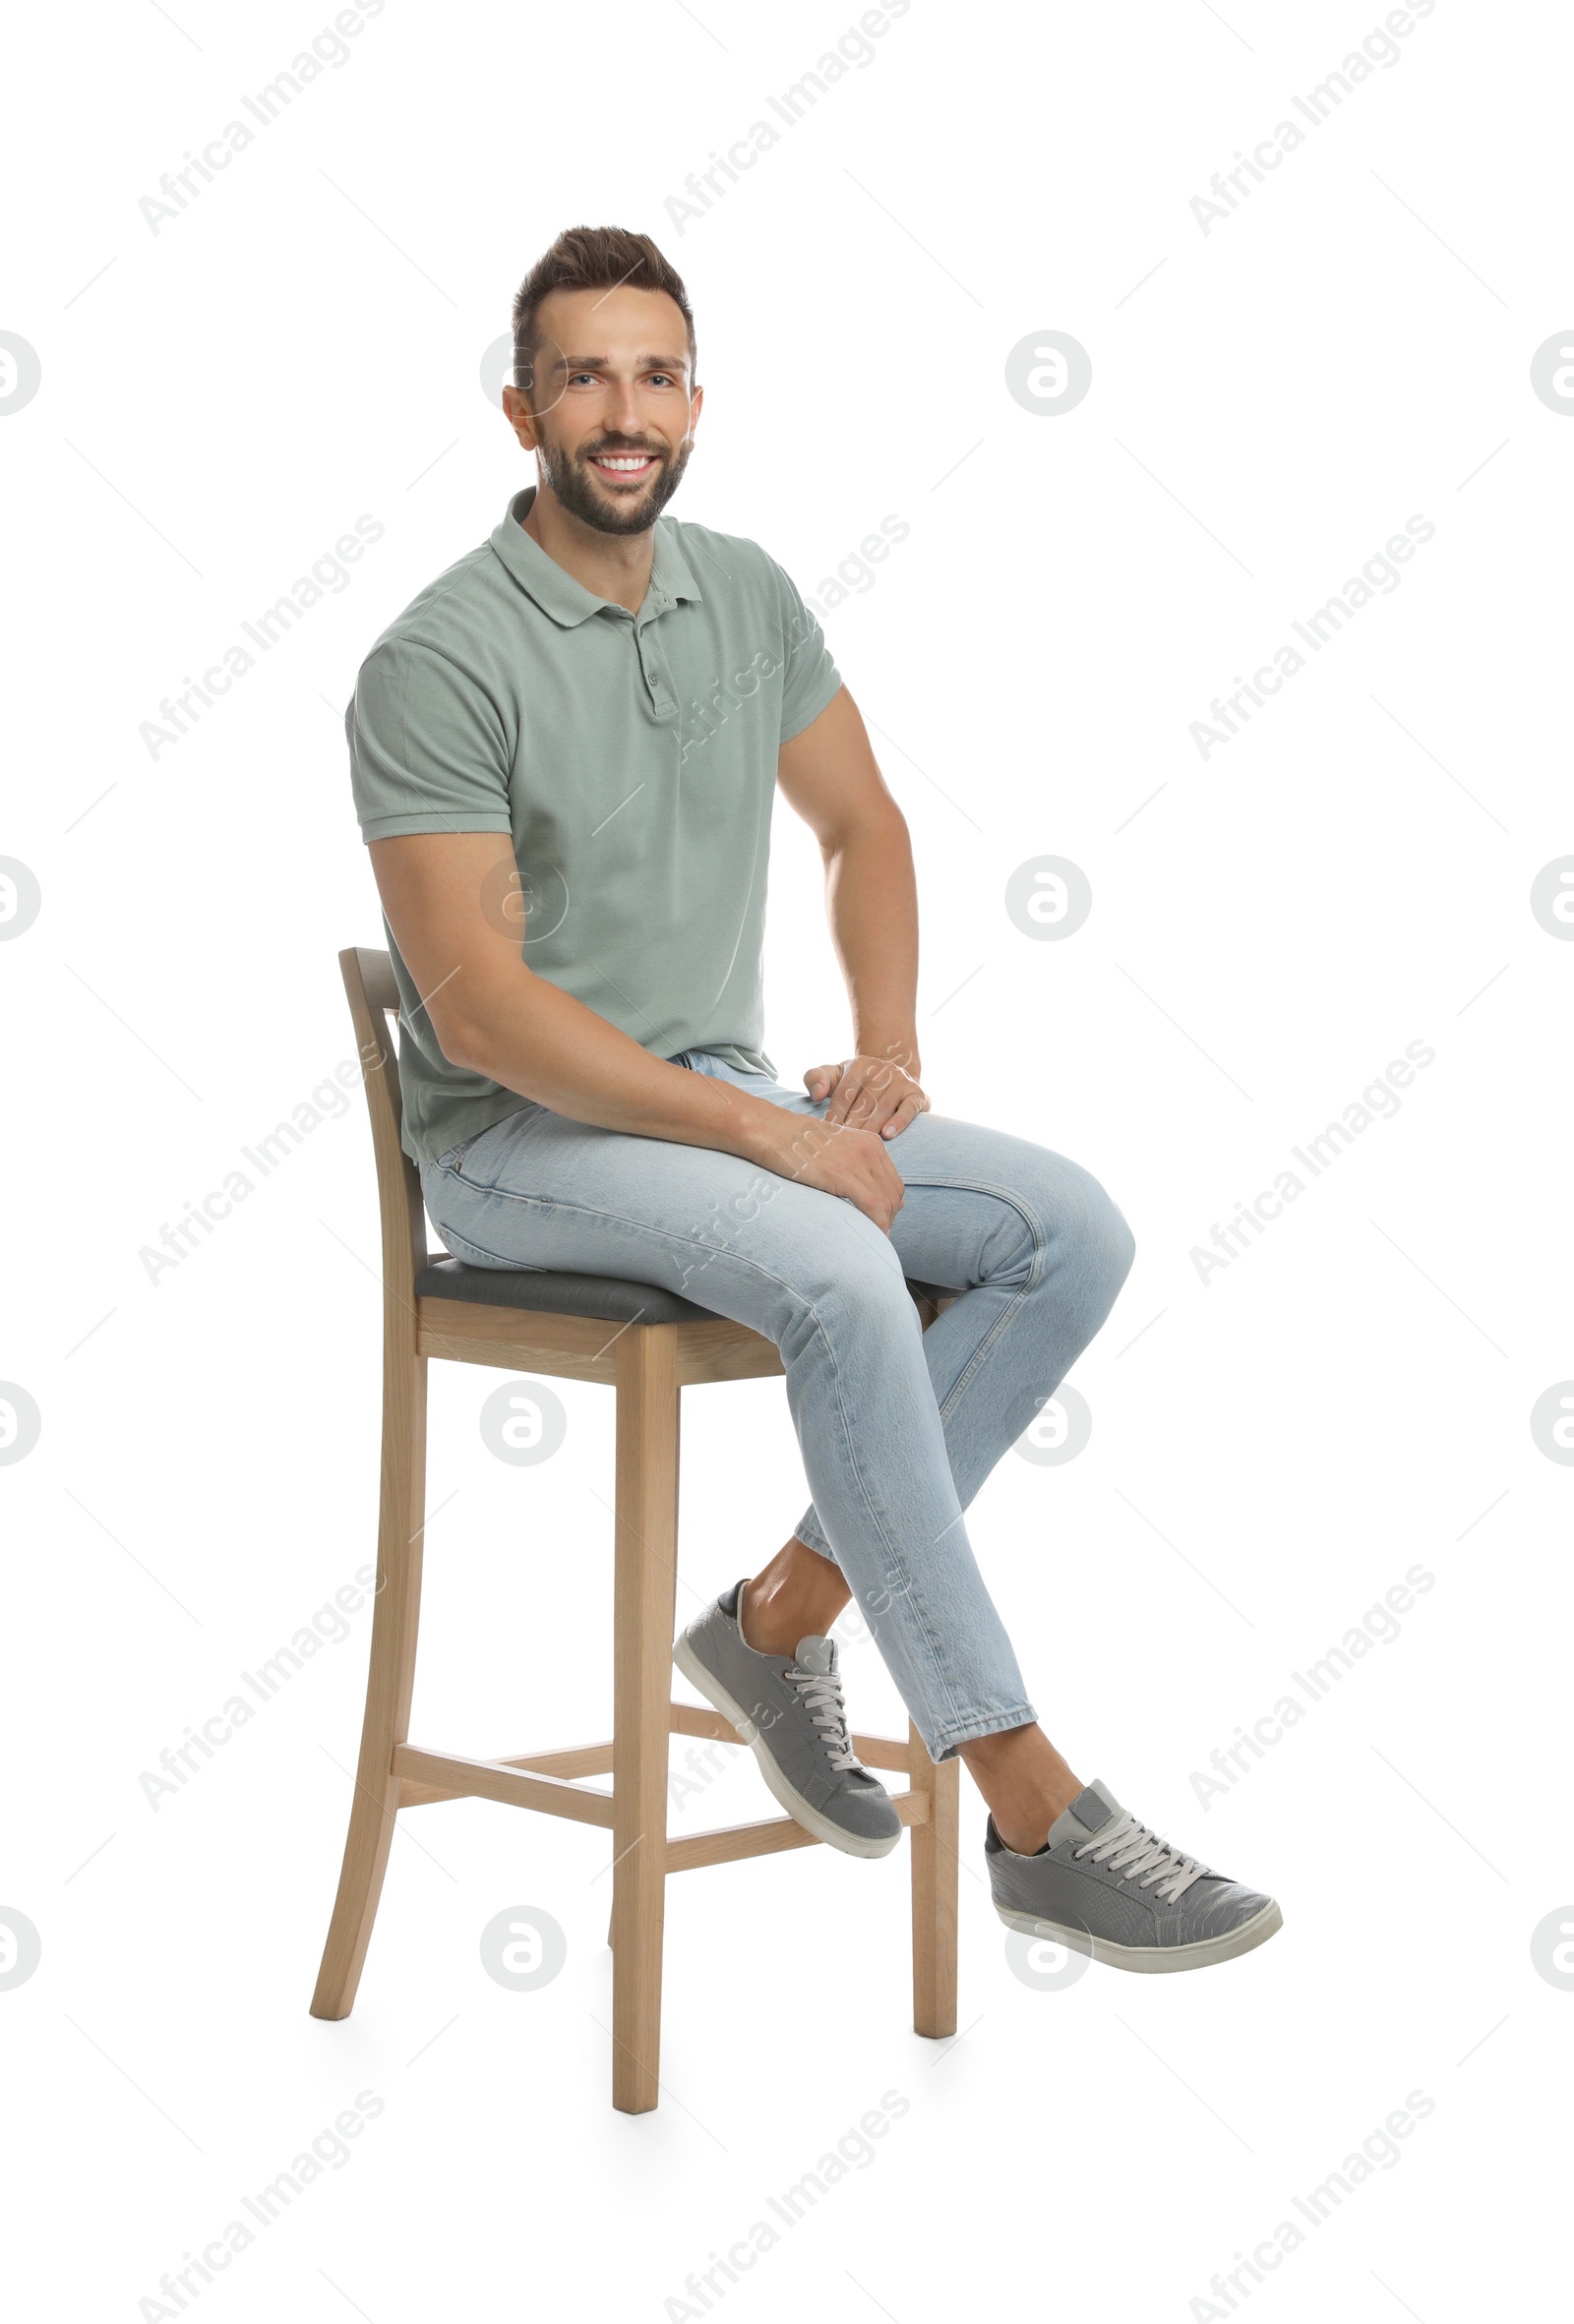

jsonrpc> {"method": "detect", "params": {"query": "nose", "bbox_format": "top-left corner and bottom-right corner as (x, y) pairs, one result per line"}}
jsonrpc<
(601, 380), (649, 441)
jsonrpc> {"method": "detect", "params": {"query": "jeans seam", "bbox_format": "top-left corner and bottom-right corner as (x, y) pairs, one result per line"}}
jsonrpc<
(432, 1168), (913, 1332)
(435, 1224), (544, 1270)
(890, 1172), (1048, 1423)
(808, 1303), (974, 1741)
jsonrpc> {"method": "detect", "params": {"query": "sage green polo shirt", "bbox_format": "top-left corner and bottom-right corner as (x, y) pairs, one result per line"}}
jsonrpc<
(346, 485), (843, 1167)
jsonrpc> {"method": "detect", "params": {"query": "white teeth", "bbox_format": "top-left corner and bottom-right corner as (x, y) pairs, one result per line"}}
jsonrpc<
(595, 456), (651, 470)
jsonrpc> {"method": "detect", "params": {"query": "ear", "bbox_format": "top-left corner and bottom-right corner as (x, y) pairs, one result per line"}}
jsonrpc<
(501, 384), (539, 450)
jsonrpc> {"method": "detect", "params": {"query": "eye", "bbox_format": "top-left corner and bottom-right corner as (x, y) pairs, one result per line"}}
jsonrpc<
(568, 370), (598, 387)
(647, 373), (676, 388)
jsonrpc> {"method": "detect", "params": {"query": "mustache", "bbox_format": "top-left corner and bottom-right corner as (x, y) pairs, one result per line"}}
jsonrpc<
(581, 440), (667, 460)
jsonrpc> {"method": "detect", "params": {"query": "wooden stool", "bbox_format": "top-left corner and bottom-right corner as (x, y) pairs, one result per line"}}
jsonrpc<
(310, 947), (960, 2113)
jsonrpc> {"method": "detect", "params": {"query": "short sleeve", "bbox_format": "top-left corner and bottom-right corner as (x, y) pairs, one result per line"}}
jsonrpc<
(347, 638), (514, 842)
(771, 562), (843, 745)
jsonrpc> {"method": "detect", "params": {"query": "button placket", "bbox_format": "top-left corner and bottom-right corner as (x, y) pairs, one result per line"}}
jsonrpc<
(636, 601), (678, 723)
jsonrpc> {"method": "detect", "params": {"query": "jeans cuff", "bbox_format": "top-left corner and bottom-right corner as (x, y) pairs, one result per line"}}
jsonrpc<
(924, 1702), (1038, 1763)
(791, 1518), (840, 1565)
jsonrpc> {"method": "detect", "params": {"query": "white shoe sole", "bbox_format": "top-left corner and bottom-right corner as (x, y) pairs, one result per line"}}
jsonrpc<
(672, 1634), (901, 1861)
(995, 1894), (1283, 1973)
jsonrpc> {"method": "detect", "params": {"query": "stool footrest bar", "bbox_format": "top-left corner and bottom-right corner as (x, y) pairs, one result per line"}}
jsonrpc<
(398, 1739), (618, 1805)
(665, 1788), (929, 1874)
(393, 1745), (615, 1827)
(668, 1698), (913, 1774)
(396, 1715), (920, 1811)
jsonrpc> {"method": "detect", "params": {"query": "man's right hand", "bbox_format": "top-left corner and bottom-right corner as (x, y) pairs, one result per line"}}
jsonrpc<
(745, 1106), (906, 1235)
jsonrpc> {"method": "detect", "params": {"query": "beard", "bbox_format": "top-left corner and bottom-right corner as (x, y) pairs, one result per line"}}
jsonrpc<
(535, 427), (693, 536)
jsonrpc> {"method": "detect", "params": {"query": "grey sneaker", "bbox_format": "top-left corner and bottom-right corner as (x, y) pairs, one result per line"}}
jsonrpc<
(987, 1778), (1282, 1973)
(673, 1579), (901, 1859)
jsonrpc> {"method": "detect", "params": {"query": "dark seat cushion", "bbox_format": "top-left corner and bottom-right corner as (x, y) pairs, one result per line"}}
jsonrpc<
(415, 1254), (957, 1327)
(416, 1256), (713, 1325)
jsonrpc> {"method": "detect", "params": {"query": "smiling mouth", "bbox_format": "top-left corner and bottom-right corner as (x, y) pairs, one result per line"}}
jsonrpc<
(587, 451), (660, 481)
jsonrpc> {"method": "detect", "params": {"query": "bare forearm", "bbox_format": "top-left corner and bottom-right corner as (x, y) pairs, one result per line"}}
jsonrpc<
(444, 959), (905, 1227)
(453, 968), (785, 1162)
(823, 813), (921, 1074)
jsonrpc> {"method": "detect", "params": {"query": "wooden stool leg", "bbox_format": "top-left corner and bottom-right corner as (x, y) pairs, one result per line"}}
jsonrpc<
(908, 1721), (959, 2039)
(610, 1326), (681, 2114)
(310, 1326), (428, 2020)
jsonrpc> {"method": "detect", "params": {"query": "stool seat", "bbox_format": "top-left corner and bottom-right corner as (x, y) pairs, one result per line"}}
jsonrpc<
(415, 1254), (713, 1324)
(416, 1252), (960, 1327)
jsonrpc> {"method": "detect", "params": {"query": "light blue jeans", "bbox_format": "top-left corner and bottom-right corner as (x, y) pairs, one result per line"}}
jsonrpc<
(421, 1052), (1135, 1760)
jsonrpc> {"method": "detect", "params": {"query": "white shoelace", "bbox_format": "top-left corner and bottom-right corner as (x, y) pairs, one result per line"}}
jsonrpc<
(1074, 1809), (1207, 1904)
(786, 1662), (863, 1773)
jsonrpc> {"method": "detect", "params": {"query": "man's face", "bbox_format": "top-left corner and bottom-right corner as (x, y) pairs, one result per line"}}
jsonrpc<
(503, 285), (700, 536)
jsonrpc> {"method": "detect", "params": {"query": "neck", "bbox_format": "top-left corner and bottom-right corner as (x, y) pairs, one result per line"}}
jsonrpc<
(521, 479), (656, 614)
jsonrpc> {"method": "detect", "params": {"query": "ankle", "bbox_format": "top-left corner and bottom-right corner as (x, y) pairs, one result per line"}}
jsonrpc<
(992, 1772), (1082, 1856)
(994, 1812), (1052, 1856)
(734, 1579), (771, 1654)
(737, 1579), (798, 1660)
(739, 1571), (841, 1663)
(959, 1726), (1083, 1857)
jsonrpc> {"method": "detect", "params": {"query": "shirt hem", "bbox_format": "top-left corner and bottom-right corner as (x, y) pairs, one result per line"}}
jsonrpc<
(360, 813), (514, 841)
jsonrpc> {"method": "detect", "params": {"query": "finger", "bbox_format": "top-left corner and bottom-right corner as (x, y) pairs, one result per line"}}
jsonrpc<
(825, 1071), (867, 1125)
(850, 1088), (902, 1139)
(843, 1068), (911, 1133)
(843, 1061), (891, 1113)
(879, 1095), (926, 1139)
(836, 1065), (895, 1127)
(874, 1157), (906, 1216)
(803, 1062), (842, 1102)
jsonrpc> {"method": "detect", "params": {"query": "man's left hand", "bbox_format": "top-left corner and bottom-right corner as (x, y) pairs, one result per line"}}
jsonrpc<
(803, 1055), (930, 1139)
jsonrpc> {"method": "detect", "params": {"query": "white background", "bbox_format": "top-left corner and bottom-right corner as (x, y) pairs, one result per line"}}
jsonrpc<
(3, 1), (1569, 2317)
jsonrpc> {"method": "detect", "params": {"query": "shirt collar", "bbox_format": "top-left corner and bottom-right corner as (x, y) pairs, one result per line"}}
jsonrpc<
(489, 485), (703, 626)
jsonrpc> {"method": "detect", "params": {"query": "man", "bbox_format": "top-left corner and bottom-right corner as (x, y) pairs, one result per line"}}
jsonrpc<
(346, 225), (1281, 1973)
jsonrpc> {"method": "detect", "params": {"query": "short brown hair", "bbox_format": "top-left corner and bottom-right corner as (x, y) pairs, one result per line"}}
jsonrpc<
(512, 226), (696, 396)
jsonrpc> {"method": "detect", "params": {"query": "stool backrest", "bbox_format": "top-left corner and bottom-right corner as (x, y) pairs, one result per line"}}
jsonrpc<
(340, 946), (427, 1317)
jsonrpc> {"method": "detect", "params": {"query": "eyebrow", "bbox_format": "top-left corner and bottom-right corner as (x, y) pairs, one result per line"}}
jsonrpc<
(543, 352), (690, 375)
